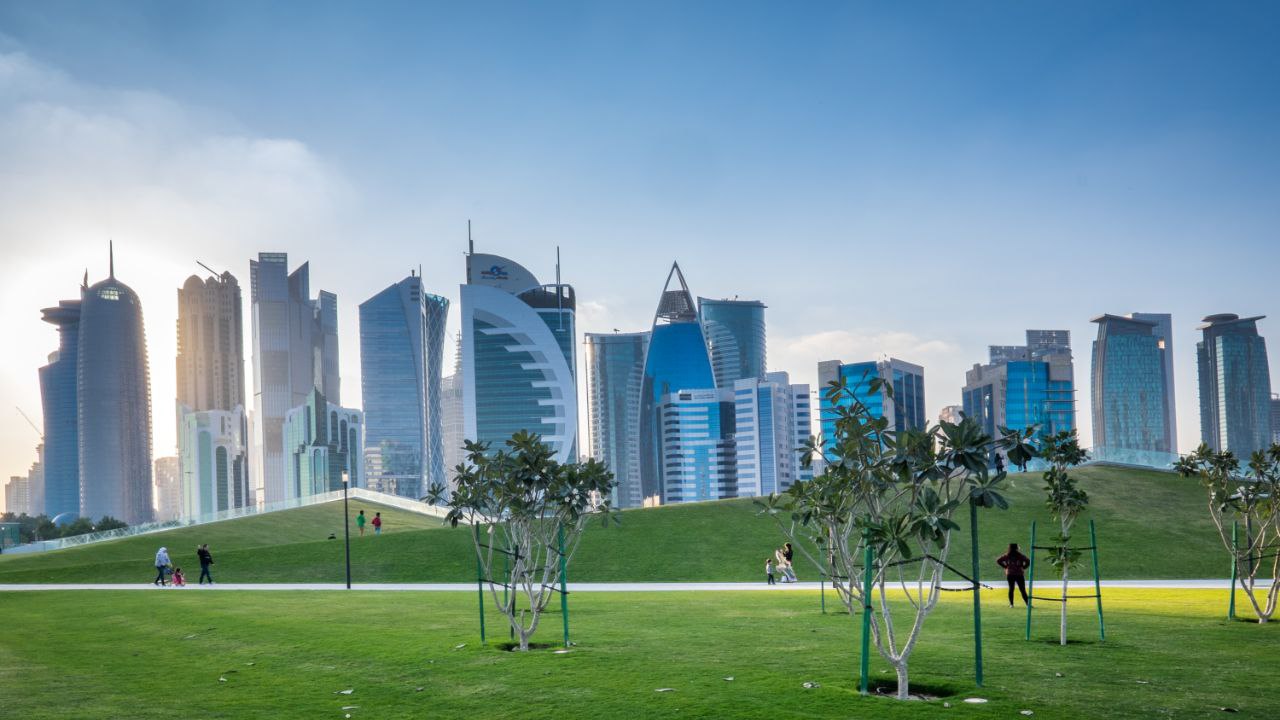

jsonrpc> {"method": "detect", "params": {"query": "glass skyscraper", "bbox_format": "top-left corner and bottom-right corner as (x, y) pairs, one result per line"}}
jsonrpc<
(699, 297), (766, 388)
(249, 253), (340, 505)
(460, 249), (578, 462)
(640, 263), (715, 505)
(77, 248), (154, 524)
(817, 357), (925, 450)
(658, 388), (737, 503)
(963, 330), (1075, 455)
(1090, 314), (1175, 464)
(584, 331), (650, 508)
(39, 298), (81, 520)
(733, 372), (812, 497)
(283, 388), (364, 497)
(359, 274), (449, 500)
(1197, 314), (1273, 458)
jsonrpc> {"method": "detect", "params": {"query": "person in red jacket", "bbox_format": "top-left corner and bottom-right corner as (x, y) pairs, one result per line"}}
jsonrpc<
(372, 512), (382, 536)
(996, 542), (1031, 607)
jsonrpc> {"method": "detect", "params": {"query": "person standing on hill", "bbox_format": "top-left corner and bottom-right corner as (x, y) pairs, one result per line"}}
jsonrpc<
(356, 510), (367, 537)
(153, 546), (171, 586)
(372, 512), (382, 536)
(996, 542), (1031, 607)
(197, 544), (215, 585)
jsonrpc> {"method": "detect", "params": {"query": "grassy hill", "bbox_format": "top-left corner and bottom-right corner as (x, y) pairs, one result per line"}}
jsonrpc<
(0, 464), (1227, 584)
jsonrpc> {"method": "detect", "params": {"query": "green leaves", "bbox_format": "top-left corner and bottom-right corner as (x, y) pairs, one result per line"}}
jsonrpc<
(1040, 431), (1089, 531)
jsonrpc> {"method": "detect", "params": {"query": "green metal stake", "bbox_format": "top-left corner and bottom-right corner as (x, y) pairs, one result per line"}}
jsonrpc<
(1025, 520), (1037, 641)
(1229, 521), (1238, 621)
(821, 576), (826, 614)
(859, 532), (874, 695)
(559, 523), (570, 647)
(473, 524), (486, 644)
(970, 499), (984, 687)
(1090, 519), (1105, 642)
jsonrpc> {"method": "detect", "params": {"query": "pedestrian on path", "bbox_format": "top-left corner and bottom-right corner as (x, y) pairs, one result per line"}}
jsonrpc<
(997, 542), (1031, 607)
(197, 544), (215, 585)
(372, 512), (382, 536)
(356, 510), (366, 537)
(153, 547), (171, 586)
(765, 558), (776, 585)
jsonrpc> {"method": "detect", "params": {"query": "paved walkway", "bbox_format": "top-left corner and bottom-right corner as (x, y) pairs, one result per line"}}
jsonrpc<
(0, 579), (1251, 592)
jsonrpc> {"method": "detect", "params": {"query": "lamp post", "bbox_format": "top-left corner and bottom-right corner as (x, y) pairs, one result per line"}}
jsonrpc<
(341, 469), (352, 590)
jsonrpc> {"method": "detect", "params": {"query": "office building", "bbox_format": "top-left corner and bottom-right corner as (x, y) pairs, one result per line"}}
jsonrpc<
(249, 253), (340, 504)
(39, 297), (81, 519)
(178, 409), (250, 517)
(1197, 314), (1273, 458)
(1090, 314), (1175, 463)
(659, 388), (737, 503)
(584, 331), (650, 508)
(283, 388), (364, 498)
(5, 475), (30, 516)
(153, 456), (180, 522)
(963, 330), (1075, 445)
(460, 248), (578, 462)
(817, 358), (926, 448)
(1271, 395), (1280, 446)
(939, 405), (964, 425)
(359, 273), (450, 499)
(733, 372), (812, 497)
(22, 447), (44, 519)
(699, 297), (766, 388)
(77, 247), (154, 524)
(640, 263), (715, 505)
(1129, 313), (1178, 449)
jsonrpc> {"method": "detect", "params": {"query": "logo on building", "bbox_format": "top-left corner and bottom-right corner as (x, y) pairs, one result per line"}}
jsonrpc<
(481, 264), (509, 281)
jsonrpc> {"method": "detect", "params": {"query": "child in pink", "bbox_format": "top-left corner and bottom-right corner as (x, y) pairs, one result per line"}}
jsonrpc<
(172, 567), (186, 587)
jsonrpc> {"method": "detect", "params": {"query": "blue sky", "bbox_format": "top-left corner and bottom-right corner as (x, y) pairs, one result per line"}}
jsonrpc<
(2, 2), (1279, 490)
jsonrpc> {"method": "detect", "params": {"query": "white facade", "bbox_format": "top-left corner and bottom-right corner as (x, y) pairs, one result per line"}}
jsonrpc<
(733, 372), (813, 497)
(178, 406), (250, 518)
(283, 390), (364, 498)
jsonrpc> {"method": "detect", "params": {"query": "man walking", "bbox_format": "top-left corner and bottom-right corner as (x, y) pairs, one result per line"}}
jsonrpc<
(197, 543), (215, 585)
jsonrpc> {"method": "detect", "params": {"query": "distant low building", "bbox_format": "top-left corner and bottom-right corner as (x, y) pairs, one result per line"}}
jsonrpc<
(939, 405), (963, 425)
(5, 475), (30, 516)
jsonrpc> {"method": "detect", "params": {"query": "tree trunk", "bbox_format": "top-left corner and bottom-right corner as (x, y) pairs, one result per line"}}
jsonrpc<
(1059, 564), (1069, 646)
(895, 662), (909, 700)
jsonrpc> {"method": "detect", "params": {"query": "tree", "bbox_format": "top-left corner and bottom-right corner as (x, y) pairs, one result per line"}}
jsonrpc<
(427, 430), (617, 650)
(1175, 443), (1280, 624)
(95, 516), (128, 532)
(760, 374), (1035, 699)
(1039, 430), (1089, 645)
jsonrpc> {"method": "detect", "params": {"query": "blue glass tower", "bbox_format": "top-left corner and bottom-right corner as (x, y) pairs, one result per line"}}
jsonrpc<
(817, 358), (925, 451)
(39, 298), (81, 520)
(963, 330), (1075, 451)
(639, 263), (715, 505)
(585, 331), (650, 508)
(360, 274), (449, 499)
(1090, 314), (1174, 460)
(699, 297), (766, 387)
(1197, 314), (1272, 458)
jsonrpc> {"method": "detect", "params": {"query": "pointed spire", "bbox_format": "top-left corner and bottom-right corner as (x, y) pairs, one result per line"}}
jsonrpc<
(82, 269), (88, 290)
(653, 261), (698, 325)
(108, 239), (115, 279)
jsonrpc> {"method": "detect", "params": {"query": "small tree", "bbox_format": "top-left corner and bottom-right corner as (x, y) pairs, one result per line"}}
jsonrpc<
(761, 375), (1035, 699)
(428, 430), (617, 650)
(1175, 443), (1280, 624)
(1039, 430), (1089, 645)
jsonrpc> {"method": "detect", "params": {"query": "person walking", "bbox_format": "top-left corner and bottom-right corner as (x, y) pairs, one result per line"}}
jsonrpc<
(197, 544), (215, 585)
(356, 510), (367, 537)
(765, 557), (776, 585)
(153, 546), (171, 586)
(997, 542), (1031, 607)
(372, 512), (382, 536)
(781, 542), (798, 582)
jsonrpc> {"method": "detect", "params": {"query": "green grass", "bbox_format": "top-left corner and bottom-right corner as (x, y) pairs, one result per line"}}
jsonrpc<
(0, 588), (1273, 719)
(0, 465), (1227, 584)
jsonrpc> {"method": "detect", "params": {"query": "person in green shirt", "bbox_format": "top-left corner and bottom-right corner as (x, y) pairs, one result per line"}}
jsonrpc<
(356, 509), (367, 537)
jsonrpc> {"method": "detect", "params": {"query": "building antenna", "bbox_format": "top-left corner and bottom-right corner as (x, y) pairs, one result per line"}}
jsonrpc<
(108, 239), (115, 279)
(556, 245), (563, 330)
(466, 219), (474, 282)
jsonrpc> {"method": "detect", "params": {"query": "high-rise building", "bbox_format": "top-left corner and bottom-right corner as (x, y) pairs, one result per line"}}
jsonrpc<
(733, 372), (812, 497)
(359, 273), (449, 500)
(460, 248), (577, 462)
(1128, 313), (1177, 450)
(177, 270), (251, 517)
(77, 247), (153, 524)
(1090, 314), (1175, 463)
(23, 446), (44, 518)
(1197, 314), (1273, 458)
(1271, 395), (1280, 446)
(440, 336), (465, 493)
(658, 388), (737, 503)
(283, 388), (364, 498)
(153, 456), (180, 522)
(817, 357), (926, 449)
(39, 298), (81, 520)
(963, 330), (1075, 447)
(699, 297), (766, 388)
(249, 253), (340, 504)
(639, 263), (715, 506)
(5, 475), (30, 516)
(939, 405), (964, 425)
(584, 331), (650, 508)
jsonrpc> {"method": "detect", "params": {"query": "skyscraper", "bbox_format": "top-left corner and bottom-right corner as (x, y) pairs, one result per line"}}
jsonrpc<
(1197, 314), (1273, 458)
(5, 475), (30, 516)
(283, 388), (364, 497)
(78, 246), (153, 524)
(153, 456), (180, 522)
(440, 338), (465, 492)
(963, 330), (1075, 447)
(584, 331), (650, 508)
(1090, 314), (1175, 463)
(460, 247), (577, 462)
(817, 357), (926, 450)
(658, 388), (737, 503)
(639, 263), (715, 506)
(1271, 395), (1280, 446)
(360, 273), (450, 500)
(177, 270), (250, 517)
(39, 298), (81, 520)
(1128, 313), (1177, 449)
(249, 253), (340, 504)
(699, 297), (766, 388)
(733, 372), (812, 497)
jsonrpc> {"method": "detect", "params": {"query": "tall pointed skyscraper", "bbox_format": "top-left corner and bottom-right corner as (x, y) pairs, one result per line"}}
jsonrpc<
(639, 263), (715, 505)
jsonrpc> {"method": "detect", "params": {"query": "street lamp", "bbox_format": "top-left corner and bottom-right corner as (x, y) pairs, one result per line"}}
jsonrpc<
(341, 469), (352, 590)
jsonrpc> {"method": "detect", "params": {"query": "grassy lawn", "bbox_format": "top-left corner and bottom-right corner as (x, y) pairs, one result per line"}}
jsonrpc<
(0, 588), (1271, 719)
(0, 465), (1227, 584)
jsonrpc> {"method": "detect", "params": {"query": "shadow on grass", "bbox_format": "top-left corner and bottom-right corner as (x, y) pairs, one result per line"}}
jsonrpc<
(496, 642), (563, 652)
(866, 678), (963, 700)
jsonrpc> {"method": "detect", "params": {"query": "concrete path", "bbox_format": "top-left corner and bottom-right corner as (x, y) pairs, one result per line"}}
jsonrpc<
(0, 579), (1254, 592)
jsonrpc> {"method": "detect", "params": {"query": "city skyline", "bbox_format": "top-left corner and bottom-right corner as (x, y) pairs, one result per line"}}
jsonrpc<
(4, 4), (1280, 498)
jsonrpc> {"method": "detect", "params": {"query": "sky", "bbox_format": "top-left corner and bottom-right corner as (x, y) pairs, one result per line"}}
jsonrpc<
(2, 2), (1279, 506)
